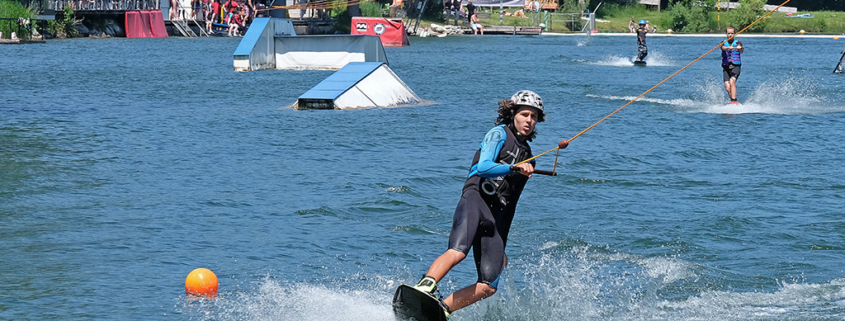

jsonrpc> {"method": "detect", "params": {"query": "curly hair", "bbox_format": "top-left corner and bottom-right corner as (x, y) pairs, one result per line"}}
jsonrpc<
(495, 99), (545, 142)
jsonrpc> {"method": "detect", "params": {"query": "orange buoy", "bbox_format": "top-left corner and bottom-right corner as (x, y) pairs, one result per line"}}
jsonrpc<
(185, 268), (218, 298)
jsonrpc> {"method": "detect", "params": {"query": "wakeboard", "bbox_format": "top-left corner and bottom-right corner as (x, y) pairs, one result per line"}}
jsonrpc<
(392, 284), (449, 321)
(727, 101), (742, 105)
(633, 60), (647, 66)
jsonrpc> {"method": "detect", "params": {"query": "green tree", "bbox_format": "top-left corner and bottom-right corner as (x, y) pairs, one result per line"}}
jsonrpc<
(659, 1), (690, 32)
(559, 0), (589, 13)
(684, 0), (714, 33)
(658, 0), (715, 33)
(726, 0), (766, 32)
(0, 0), (36, 37)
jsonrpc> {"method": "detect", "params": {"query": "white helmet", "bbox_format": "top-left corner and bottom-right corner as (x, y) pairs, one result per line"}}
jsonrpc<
(510, 90), (544, 114)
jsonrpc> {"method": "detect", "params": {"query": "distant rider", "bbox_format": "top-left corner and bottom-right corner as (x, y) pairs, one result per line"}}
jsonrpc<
(635, 20), (649, 62)
(721, 26), (744, 104)
(412, 91), (567, 318)
(837, 48), (845, 74)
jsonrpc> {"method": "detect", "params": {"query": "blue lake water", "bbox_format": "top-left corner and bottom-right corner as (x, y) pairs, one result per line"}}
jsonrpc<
(2, 34), (844, 320)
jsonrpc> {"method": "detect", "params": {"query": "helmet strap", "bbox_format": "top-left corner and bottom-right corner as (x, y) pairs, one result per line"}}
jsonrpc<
(508, 123), (531, 140)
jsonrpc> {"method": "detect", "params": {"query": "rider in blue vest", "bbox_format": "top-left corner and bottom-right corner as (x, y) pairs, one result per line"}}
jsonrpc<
(412, 90), (567, 318)
(721, 26), (744, 104)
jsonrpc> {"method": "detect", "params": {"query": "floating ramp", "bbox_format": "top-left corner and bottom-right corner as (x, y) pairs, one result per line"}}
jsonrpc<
(295, 62), (421, 110)
(234, 17), (387, 72)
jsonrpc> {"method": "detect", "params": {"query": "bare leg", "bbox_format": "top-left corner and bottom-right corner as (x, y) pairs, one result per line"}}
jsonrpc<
(728, 78), (738, 100)
(723, 81), (732, 99)
(443, 282), (497, 312)
(426, 249), (466, 282)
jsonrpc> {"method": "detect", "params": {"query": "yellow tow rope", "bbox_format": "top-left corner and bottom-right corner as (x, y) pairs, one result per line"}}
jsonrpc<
(514, 0), (793, 167)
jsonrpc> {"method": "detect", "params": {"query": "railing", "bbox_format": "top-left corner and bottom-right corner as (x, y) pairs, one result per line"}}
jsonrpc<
(545, 12), (580, 32)
(0, 17), (36, 40)
(49, 0), (159, 11)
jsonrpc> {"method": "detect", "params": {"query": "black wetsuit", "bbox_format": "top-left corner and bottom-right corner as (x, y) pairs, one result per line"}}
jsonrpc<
(447, 124), (533, 288)
(837, 49), (845, 74)
(636, 28), (648, 61)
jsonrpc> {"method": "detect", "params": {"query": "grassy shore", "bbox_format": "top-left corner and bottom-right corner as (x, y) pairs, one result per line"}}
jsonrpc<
(410, 5), (845, 35)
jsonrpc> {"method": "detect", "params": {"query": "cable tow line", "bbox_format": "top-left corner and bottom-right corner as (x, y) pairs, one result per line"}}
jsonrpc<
(513, 0), (792, 168)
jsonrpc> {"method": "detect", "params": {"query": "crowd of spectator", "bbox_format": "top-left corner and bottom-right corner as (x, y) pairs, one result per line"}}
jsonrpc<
(170, 0), (266, 36)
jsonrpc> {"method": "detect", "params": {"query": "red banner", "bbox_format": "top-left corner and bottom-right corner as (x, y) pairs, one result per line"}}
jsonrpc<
(125, 10), (168, 38)
(350, 17), (409, 47)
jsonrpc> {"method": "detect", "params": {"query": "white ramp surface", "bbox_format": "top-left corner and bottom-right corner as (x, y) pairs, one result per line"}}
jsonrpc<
(297, 62), (421, 110)
(275, 35), (388, 70)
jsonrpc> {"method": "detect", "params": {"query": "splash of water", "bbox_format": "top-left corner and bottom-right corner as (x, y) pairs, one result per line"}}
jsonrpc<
(460, 245), (845, 320)
(582, 52), (674, 67)
(181, 275), (397, 321)
(640, 51), (674, 67)
(587, 76), (845, 115)
(180, 245), (845, 320)
(585, 55), (639, 67)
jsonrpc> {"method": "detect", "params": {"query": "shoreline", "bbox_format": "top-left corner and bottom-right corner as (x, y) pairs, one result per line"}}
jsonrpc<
(541, 32), (843, 38)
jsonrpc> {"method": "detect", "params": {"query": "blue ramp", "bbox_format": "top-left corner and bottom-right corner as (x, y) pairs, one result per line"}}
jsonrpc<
(296, 62), (421, 110)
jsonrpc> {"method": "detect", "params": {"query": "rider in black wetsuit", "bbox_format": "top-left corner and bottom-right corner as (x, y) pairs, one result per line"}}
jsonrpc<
(636, 20), (649, 62)
(412, 90), (566, 317)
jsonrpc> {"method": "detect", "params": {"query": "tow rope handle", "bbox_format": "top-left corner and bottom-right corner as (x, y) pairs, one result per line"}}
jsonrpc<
(511, 166), (557, 176)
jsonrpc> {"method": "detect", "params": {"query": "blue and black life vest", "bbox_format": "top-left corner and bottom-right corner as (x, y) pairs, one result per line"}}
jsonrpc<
(463, 125), (533, 208)
(722, 39), (742, 66)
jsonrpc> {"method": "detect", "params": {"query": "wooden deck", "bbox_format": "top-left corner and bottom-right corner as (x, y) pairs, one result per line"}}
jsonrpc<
(462, 25), (542, 35)
(0, 38), (46, 44)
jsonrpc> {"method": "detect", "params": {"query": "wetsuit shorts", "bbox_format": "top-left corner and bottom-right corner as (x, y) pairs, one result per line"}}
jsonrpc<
(723, 64), (741, 82)
(447, 189), (506, 286)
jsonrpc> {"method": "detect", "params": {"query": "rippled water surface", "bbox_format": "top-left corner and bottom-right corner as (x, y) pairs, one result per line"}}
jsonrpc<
(2, 34), (845, 320)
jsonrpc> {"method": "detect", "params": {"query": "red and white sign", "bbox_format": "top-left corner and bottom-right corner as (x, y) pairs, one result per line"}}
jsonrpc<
(350, 17), (410, 47)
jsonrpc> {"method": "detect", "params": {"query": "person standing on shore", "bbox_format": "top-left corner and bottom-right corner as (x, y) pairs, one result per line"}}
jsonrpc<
(635, 20), (649, 62)
(721, 26), (744, 104)
(452, 0), (461, 25)
(443, 0), (452, 24)
(628, 17), (636, 33)
(465, 0), (477, 25)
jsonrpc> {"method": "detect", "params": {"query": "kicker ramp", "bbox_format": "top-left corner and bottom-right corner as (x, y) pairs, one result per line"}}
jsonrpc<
(295, 62), (421, 110)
